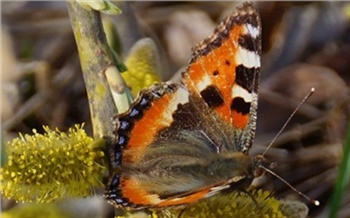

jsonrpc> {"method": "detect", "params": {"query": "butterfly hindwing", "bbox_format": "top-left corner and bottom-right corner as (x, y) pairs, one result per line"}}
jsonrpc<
(106, 82), (248, 208)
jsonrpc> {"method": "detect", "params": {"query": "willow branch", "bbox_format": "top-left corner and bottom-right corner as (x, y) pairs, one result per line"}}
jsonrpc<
(67, 2), (117, 143)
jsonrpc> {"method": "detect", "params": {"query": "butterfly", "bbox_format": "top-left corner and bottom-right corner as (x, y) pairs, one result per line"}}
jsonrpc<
(104, 2), (273, 209)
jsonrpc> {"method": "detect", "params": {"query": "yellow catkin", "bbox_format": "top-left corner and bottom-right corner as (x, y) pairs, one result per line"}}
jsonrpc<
(122, 38), (161, 96)
(153, 190), (303, 218)
(0, 124), (106, 203)
(1, 203), (70, 218)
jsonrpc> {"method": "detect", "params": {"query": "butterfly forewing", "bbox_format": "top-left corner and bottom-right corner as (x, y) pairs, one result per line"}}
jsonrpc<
(183, 3), (261, 153)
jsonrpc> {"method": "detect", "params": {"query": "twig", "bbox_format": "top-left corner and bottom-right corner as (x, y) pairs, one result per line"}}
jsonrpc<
(67, 2), (118, 142)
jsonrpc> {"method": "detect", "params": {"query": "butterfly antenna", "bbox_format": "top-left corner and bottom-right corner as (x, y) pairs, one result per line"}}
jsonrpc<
(260, 165), (320, 206)
(262, 88), (315, 157)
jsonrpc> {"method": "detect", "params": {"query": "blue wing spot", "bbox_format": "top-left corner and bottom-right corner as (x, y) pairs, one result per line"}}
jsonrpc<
(129, 108), (141, 118)
(117, 135), (125, 145)
(119, 120), (130, 130)
(114, 151), (122, 165)
(110, 175), (120, 188)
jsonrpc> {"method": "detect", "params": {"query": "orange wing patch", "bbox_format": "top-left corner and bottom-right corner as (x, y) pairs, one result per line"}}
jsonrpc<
(232, 111), (249, 129)
(158, 187), (212, 207)
(123, 86), (189, 164)
(184, 23), (247, 126)
(120, 176), (161, 205)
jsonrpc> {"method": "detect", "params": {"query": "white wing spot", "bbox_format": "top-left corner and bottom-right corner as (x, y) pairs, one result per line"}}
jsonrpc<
(232, 84), (253, 103)
(160, 87), (189, 126)
(235, 46), (260, 68)
(196, 74), (211, 92)
(245, 24), (259, 38)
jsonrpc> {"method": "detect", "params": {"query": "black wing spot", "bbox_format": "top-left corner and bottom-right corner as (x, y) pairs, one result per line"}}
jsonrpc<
(231, 97), (251, 115)
(225, 60), (231, 66)
(235, 64), (257, 93)
(213, 70), (219, 76)
(238, 34), (256, 52)
(200, 85), (224, 108)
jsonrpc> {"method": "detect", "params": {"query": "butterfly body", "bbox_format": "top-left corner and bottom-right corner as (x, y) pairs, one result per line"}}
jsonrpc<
(105, 2), (265, 209)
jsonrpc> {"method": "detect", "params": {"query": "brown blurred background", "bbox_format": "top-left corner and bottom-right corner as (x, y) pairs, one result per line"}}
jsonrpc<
(1, 2), (350, 217)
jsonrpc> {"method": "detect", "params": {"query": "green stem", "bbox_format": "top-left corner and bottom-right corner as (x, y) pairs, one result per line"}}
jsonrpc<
(329, 119), (350, 218)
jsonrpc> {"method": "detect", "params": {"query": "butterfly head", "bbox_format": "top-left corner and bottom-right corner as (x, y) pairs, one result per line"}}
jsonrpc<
(252, 155), (276, 178)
